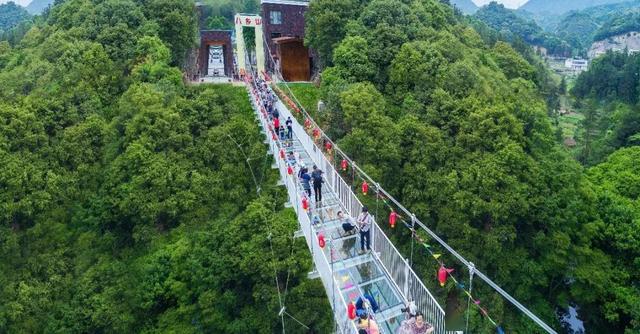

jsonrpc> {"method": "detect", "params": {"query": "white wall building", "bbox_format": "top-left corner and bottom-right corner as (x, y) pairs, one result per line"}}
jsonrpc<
(564, 58), (589, 73)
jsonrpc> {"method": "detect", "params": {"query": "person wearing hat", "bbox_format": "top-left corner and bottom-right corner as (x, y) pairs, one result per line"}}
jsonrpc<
(357, 206), (374, 253)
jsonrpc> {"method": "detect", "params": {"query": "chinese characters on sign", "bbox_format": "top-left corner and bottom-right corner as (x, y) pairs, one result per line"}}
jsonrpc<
(235, 16), (262, 26)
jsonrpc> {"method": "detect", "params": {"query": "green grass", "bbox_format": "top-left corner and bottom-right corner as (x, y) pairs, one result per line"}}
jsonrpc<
(559, 112), (584, 138)
(278, 83), (320, 118)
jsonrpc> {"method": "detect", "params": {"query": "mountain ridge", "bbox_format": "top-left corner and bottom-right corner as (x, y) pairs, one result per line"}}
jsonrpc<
(25, 0), (53, 14)
(519, 0), (630, 14)
(450, 0), (478, 14)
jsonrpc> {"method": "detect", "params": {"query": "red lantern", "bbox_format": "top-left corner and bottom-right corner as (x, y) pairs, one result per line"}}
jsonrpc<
(304, 118), (311, 129)
(438, 266), (454, 287)
(389, 211), (398, 228)
(318, 234), (326, 248)
(347, 302), (356, 320)
(280, 149), (285, 160)
(313, 128), (320, 139)
(341, 159), (348, 171)
(287, 165), (293, 175)
(302, 197), (309, 211)
(325, 141), (332, 152)
(362, 181), (369, 195)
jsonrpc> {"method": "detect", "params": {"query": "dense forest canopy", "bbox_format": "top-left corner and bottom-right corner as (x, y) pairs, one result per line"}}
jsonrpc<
(0, 0), (638, 333)
(306, 0), (639, 332)
(0, 0), (332, 333)
(556, 1), (640, 57)
(571, 51), (640, 165)
(475, 1), (640, 56)
(474, 2), (571, 56)
(548, 0), (640, 50)
(593, 8), (640, 40)
(0, 1), (30, 32)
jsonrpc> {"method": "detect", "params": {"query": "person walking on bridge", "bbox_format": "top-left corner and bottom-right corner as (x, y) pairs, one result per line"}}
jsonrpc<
(286, 116), (293, 140)
(300, 167), (311, 197)
(311, 165), (323, 203)
(357, 206), (373, 253)
(273, 116), (280, 131)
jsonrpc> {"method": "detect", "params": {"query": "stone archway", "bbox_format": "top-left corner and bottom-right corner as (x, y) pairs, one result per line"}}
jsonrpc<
(234, 14), (265, 76)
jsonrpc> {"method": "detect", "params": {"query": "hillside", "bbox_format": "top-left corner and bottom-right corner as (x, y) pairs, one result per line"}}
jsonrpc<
(589, 32), (640, 57)
(520, 0), (629, 14)
(0, 0), (333, 332)
(554, 11), (603, 54)
(0, 2), (30, 32)
(474, 2), (571, 55)
(552, 1), (640, 54)
(1, 0), (639, 333)
(594, 8), (640, 40)
(306, 0), (640, 332)
(572, 51), (640, 162)
(450, 0), (478, 14)
(25, 0), (53, 14)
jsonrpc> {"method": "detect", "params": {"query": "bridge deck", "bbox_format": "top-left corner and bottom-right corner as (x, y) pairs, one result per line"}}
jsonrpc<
(288, 138), (407, 333)
(247, 78), (445, 334)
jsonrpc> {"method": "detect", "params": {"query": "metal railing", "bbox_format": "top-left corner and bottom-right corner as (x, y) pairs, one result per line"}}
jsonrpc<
(268, 75), (558, 334)
(247, 78), (446, 333)
(247, 81), (358, 334)
(372, 223), (445, 334)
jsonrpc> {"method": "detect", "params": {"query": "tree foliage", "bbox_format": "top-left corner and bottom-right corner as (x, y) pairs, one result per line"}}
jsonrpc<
(0, 1), (31, 33)
(474, 2), (571, 57)
(306, 0), (639, 332)
(0, 0), (332, 333)
(572, 51), (640, 165)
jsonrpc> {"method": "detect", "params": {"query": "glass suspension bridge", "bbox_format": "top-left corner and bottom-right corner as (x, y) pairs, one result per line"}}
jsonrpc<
(242, 65), (558, 334)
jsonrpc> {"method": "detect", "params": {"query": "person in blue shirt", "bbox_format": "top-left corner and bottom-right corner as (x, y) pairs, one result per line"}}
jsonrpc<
(300, 167), (311, 197)
(355, 294), (379, 317)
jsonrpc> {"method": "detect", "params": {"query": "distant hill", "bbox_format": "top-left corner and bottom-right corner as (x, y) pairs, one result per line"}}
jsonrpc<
(26, 0), (54, 14)
(593, 8), (640, 40)
(0, 2), (30, 32)
(554, 11), (601, 54)
(553, 1), (640, 54)
(450, 0), (478, 14)
(520, 0), (629, 15)
(474, 2), (571, 55)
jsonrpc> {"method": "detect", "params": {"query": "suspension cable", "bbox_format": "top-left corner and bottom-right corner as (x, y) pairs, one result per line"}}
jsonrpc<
(257, 49), (558, 334)
(258, 35), (557, 334)
(466, 262), (476, 334)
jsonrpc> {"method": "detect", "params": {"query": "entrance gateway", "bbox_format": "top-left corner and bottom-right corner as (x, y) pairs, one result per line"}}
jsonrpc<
(207, 45), (224, 77)
(234, 14), (266, 76)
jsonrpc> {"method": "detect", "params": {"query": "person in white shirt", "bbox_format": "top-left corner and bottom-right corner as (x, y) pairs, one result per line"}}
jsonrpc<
(357, 206), (374, 253)
(339, 211), (357, 236)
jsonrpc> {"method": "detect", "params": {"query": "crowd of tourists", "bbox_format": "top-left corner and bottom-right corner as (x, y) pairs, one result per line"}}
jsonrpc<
(252, 76), (434, 334)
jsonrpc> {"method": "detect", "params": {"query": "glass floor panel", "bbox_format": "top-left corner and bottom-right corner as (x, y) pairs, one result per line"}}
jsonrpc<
(360, 278), (402, 312)
(333, 261), (384, 290)
(323, 237), (358, 262)
(381, 313), (406, 334)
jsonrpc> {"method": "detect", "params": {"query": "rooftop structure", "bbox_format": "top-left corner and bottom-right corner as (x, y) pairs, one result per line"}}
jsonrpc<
(261, 0), (314, 81)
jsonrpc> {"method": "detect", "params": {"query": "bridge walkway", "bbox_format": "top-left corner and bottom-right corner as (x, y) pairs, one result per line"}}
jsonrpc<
(246, 77), (446, 334)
